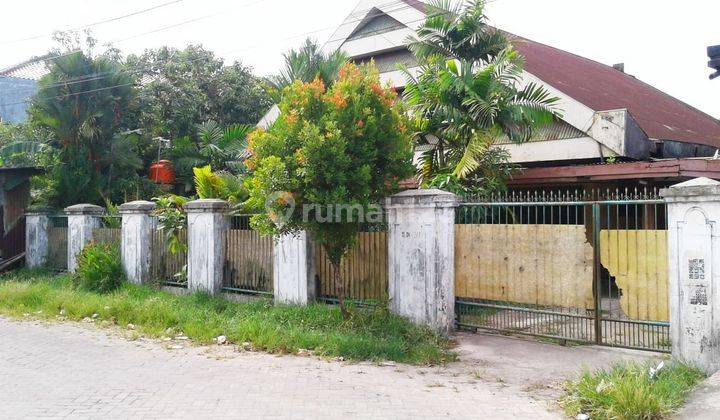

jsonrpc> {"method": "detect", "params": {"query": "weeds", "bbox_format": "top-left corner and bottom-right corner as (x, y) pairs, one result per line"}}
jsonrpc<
(562, 361), (705, 419)
(0, 270), (455, 365)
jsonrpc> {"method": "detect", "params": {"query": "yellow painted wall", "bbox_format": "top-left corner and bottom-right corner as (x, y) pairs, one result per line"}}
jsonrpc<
(599, 230), (669, 322)
(455, 224), (595, 309)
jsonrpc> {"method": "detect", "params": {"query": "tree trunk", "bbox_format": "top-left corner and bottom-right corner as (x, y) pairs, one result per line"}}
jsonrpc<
(331, 261), (349, 320)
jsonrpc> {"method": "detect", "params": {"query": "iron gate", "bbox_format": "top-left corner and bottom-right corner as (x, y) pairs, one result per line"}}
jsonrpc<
(454, 189), (671, 353)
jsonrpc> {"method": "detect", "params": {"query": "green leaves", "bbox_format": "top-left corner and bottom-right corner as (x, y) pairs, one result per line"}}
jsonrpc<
(153, 195), (188, 256)
(265, 38), (349, 101)
(404, 0), (561, 192)
(73, 243), (124, 294)
(246, 63), (413, 262)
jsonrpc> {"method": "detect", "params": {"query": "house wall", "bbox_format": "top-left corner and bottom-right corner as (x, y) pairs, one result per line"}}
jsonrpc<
(499, 137), (609, 163)
(0, 77), (36, 123)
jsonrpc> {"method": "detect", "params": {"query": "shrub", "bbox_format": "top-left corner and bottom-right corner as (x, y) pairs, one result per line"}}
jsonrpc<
(562, 361), (705, 420)
(73, 242), (125, 293)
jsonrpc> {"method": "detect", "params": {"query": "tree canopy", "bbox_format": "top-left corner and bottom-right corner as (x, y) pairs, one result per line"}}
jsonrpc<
(246, 63), (414, 316)
(125, 45), (272, 141)
(404, 0), (561, 197)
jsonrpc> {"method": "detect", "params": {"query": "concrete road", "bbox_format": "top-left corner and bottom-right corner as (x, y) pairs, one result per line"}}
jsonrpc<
(0, 317), (655, 419)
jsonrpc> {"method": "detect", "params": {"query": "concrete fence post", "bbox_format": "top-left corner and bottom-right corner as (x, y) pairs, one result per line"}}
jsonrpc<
(184, 199), (229, 295)
(384, 189), (459, 335)
(25, 211), (51, 268)
(662, 177), (720, 374)
(119, 201), (156, 285)
(273, 232), (316, 305)
(64, 204), (105, 273)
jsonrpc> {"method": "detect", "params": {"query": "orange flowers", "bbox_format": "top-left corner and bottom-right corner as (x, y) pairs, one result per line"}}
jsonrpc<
(285, 112), (298, 126)
(325, 91), (347, 109)
(338, 63), (361, 81)
(306, 77), (326, 99)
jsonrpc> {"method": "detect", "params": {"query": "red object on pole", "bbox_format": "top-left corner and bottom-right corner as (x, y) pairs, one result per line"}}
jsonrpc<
(149, 160), (176, 184)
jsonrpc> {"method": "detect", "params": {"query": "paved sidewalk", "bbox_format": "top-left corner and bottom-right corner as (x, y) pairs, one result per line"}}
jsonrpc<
(679, 372), (720, 419)
(0, 317), (656, 419)
(0, 317), (556, 419)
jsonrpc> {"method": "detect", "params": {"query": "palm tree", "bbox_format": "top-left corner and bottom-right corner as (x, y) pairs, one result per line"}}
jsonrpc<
(29, 50), (137, 206)
(403, 0), (560, 190)
(265, 38), (348, 100)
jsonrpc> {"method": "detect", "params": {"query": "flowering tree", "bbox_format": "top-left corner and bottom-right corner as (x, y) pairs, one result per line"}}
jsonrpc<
(246, 63), (414, 317)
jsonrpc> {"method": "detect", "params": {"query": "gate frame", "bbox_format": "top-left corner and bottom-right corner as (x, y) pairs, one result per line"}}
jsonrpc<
(454, 193), (671, 353)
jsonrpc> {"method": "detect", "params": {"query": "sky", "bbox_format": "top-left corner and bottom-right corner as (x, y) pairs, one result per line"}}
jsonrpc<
(1, 0), (719, 117)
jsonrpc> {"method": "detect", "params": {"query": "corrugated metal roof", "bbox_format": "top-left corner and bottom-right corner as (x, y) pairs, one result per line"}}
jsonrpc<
(494, 119), (586, 144)
(414, 119), (587, 151)
(0, 55), (52, 81)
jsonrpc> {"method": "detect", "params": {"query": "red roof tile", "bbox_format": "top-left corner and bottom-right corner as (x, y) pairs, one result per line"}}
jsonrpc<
(511, 35), (720, 148)
(401, 0), (426, 13)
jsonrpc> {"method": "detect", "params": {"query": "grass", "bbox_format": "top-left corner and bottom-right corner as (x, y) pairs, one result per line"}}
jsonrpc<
(561, 361), (705, 419)
(0, 270), (455, 365)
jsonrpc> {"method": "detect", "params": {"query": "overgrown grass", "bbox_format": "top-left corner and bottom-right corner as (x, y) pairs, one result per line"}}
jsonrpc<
(0, 270), (454, 365)
(562, 361), (705, 419)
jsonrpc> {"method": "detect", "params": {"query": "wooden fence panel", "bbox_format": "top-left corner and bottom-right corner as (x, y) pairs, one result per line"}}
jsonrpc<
(47, 227), (67, 270)
(223, 230), (274, 293)
(92, 228), (121, 245)
(315, 231), (388, 301)
(150, 230), (186, 283)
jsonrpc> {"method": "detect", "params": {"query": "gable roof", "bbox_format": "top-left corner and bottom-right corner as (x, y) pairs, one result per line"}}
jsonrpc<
(510, 36), (720, 149)
(400, 0), (426, 12)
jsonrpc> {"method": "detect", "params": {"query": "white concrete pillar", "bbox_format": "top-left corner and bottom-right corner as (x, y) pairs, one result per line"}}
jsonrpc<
(184, 199), (229, 295)
(25, 211), (51, 268)
(273, 232), (316, 305)
(384, 189), (459, 335)
(65, 204), (104, 273)
(119, 201), (156, 285)
(663, 178), (720, 374)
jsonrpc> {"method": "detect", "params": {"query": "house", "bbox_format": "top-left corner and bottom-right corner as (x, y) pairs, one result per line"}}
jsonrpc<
(0, 58), (47, 124)
(0, 167), (42, 267)
(320, 0), (720, 192)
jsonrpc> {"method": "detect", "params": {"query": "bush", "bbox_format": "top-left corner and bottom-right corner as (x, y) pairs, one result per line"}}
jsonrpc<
(562, 361), (705, 420)
(73, 242), (124, 293)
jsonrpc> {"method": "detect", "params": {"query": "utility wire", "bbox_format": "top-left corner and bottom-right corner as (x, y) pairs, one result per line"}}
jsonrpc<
(3, 1), (464, 107)
(11, 0), (419, 91)
(0, 0), (185, 45)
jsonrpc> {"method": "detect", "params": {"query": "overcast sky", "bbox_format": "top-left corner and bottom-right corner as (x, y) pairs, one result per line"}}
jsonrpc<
(1, 0), (718, 117)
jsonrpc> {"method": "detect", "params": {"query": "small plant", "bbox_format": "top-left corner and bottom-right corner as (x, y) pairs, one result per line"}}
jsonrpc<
(73, 242), (125, 293)
(153, 194), (189, 255)
(562, 361), (705, 420)
(101, 198), (122, 228)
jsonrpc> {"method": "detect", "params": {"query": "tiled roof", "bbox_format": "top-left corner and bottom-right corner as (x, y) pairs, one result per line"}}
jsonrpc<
(401, 0), (426, 12)
(511, 35), (720, 148)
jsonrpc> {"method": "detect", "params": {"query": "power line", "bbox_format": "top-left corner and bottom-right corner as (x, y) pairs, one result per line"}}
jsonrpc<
(1, 0), (279, 74)
(0, 0), (185, 45)
(12, 0), (415, 92)
(3, 1), (466, 107)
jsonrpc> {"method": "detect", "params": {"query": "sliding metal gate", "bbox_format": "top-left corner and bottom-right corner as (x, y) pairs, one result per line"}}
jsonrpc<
(455, 189), (670, 352)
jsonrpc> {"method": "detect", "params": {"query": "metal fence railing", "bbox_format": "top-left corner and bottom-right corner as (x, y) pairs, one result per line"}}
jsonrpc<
(222, 215), (273, 296)
(454, 188), (670, 353)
